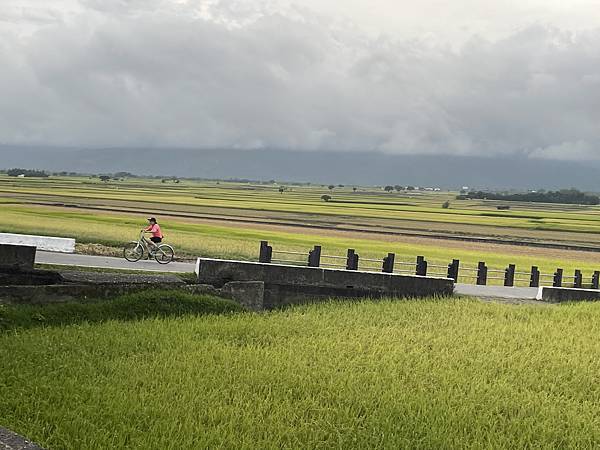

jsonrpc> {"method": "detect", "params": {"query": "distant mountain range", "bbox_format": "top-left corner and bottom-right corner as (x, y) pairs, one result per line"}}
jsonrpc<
(1, 145), (599, 191)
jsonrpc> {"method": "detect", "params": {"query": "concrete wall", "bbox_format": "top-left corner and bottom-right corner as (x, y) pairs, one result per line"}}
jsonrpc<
(541, 287), (600, 303)
(0, 283), (183, 305)
(0, 244), (36, 269)
(0, 281), (250, 306)
(0, 233), (75, 253)
(196, 258), (454, 310)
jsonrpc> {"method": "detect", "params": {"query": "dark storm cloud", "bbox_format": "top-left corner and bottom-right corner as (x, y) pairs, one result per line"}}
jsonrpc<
(1, 1), (599, 160)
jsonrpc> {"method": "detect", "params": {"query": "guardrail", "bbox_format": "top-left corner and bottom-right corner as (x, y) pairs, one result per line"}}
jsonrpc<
(258, 240), (600, 289)
(0, 233), (75, 253)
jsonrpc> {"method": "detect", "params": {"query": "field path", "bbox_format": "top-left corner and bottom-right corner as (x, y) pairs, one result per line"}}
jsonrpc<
(35, 251), (540, 300)
(36, 250), (194, 273)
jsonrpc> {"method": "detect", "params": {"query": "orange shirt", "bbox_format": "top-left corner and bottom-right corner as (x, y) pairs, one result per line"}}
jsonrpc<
(146, 223), (163, 238)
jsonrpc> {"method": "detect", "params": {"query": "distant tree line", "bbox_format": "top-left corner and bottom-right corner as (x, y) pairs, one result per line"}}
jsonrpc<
(6, 168), (49, 177)
(460, 189), (600, 205)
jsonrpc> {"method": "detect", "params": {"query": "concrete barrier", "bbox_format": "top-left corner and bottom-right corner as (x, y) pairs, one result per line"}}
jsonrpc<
(541, 287), (600, 303)
(0, 244), (36, 269)
(0, 426), (45, 450)
(196, 258), (454, 310)
(0, 233), (75, 253)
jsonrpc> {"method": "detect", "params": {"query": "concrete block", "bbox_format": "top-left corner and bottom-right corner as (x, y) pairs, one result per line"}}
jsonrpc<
(541, 287), (600, 303)
(388, 274), (454, 297)
(261, 263), (323, 285)
(221, 281), (265, 311)
(196, 258), (454, 310)
(0, 244), (36, 269)
(0, 232), (75, 253)
(197, 258), (267, 286)
(322, 269), (389, 290)
(0, 266), (63, 286)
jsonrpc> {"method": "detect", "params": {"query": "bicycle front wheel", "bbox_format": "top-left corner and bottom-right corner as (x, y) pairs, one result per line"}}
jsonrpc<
(154, 244), (175, 264)
(123, 242), (144, 262)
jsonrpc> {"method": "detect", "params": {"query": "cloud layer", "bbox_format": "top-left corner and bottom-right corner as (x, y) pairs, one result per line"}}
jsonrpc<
(1, 0), (600, 160)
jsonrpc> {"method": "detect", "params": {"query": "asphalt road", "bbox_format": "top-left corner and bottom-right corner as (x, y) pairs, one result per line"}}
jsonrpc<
(36, 251), (540, 300)
(36, 250), (195, 273)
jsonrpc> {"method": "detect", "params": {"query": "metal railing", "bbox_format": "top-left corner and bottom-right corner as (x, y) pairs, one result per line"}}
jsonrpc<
(257, 241), (600, 290)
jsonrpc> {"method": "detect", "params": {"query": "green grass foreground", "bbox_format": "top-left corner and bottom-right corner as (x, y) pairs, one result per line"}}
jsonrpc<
(2, 298), (600, 448)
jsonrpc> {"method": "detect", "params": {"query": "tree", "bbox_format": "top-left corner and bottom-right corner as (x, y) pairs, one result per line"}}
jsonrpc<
(99, 175), (110, 182)
(7, 168), (48, 178)
(321, 194), (332, 202)
(279, 187), (286, 194)
(328, 185), (335, 190)
(384, 185), (394, 192)
(442, 201), (450, 209)
(406, 186), (415, 191)
(465, 189), (599, 205)
(394, 185), (403, 192)
(352, 187), (358, 192)
(114, 171), (134, 178)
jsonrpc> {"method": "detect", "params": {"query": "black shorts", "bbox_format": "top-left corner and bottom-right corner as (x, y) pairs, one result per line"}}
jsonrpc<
(150, 237), (162, 243)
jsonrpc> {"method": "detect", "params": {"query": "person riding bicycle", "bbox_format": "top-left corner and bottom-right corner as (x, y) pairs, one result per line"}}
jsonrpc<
(143, 217), (163, 252)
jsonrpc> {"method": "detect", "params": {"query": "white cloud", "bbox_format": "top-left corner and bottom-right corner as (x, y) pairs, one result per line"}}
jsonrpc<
(529, 141), (598, 161)
(0, 0), (599, 161)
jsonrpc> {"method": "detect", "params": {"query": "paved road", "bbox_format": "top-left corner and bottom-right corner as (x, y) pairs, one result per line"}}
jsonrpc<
(36, 250), (195, 273)
(454, 283), (540, 300)
(35, 251), (540, 300)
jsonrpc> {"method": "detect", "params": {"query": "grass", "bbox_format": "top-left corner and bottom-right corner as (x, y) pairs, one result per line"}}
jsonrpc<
(3, 176), (600, 282)
(4, 203), (600, 283)
(3, 297), (600, 448)
(5, 175), (600, 234)
(0, 290), (244, 331)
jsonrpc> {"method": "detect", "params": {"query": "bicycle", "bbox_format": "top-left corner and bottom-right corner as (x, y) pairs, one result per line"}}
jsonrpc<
(123, 231), (175, 264)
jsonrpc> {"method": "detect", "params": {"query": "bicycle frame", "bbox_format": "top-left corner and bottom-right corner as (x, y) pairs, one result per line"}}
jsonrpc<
(137, 231), (159, 255)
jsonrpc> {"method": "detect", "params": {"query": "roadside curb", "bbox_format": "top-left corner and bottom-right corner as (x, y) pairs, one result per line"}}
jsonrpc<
(0, 427), (45, 450)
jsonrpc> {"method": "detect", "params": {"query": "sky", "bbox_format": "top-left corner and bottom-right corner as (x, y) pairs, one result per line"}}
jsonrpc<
(1, 0), (600, 161)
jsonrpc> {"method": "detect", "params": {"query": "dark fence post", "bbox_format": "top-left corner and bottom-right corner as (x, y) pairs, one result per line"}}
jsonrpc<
(346, 249), (359, 271)
(259, 240), (272, 263)
(416, 256), (428, 276)
(574, 269), (582, 288)
(504, 264), (515, 287)
(308, 245), (321, 267)
(553, 268), (563, 287)
(382, 253), (395, 273)
(593, 271), (600, 290)
(530, 266), (540, 288)
(447, 259), (460, 282)
(476, 261), (487, 285)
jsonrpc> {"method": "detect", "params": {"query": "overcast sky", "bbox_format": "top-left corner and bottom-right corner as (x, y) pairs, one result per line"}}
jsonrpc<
(2, 0), (600, 160)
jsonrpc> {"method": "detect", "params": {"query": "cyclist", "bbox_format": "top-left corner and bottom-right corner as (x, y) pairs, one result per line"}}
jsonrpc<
(142, 217), (163, 252)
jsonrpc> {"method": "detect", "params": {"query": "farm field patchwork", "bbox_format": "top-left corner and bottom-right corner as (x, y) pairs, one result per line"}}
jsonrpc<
(2, 175), (600, 283)
(2, 298), (600, 449)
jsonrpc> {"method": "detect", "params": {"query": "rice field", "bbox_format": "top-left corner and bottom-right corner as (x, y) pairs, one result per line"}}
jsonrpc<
(2, 174), (600, 283)
(2, 297), (600, 449)
(3, 175), (600, 233)
(3, 176), (600, 448)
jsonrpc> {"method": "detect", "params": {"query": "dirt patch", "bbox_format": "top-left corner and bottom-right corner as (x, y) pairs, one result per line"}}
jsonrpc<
(75, 243), (121, 257)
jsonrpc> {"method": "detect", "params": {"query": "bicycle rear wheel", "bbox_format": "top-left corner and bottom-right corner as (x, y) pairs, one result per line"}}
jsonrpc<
(123, 242), (144, 262)
(154, 244), (174, 264)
